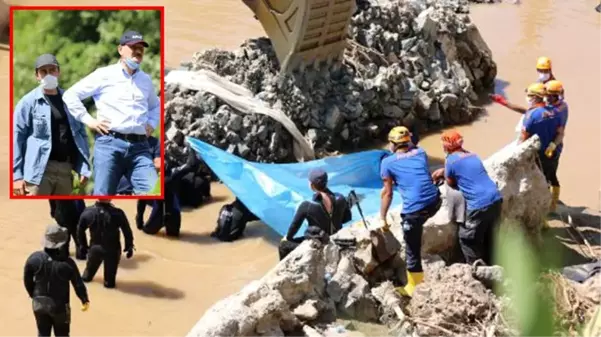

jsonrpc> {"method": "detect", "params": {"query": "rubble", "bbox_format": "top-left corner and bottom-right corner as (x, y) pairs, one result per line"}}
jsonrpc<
(165, 0), (497, 165)
(186, 136), (557, 337)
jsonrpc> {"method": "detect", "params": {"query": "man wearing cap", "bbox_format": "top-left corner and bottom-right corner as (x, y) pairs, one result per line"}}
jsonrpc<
(23, 224), (90, 336)
(13, 54), (91, 196)
(380, 126), (442, 297)
(63, 30), (160, 195)
(279, 169), (352, 260)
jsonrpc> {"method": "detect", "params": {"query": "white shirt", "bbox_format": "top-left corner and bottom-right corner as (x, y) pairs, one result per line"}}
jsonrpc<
(63, 62), (160, 135)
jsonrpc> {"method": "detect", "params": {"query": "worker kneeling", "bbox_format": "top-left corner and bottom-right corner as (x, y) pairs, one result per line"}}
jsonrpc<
(279, 169), (352, 261)
(432, 130), (503, 266)
(380, 126), (442, 297)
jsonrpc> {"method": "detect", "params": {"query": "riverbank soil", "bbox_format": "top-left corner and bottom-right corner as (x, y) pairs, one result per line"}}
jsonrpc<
(0, 0), (599, 336)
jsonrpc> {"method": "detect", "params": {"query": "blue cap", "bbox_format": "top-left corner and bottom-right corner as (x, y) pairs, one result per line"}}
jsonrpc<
(309, 169), (328, 189)
(120, 30), (149, 47)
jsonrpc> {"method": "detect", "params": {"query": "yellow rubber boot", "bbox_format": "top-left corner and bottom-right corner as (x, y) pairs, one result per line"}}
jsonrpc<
(550, 186), (560, 213)
(396, 271), (424, 297)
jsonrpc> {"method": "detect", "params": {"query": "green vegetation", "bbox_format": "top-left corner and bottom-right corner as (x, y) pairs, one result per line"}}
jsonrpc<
(496, 222), (597, 336)
(12, 9), (162, 195)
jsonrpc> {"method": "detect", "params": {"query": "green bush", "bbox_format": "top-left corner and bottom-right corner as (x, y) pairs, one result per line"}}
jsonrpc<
(12, 9), (162, 195)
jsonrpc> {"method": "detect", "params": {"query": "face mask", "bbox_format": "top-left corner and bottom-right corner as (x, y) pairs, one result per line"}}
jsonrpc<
(526, 97), (533, 106)
(124, 57), (140, 70)
(40, 74), (58, 90)
(538, 72), (550, 82)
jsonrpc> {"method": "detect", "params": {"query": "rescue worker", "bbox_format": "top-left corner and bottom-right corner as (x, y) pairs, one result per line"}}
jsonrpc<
(520, 81), (567, 215)
(279, 169), (352, 260)
(489, 56), (562, 136)
(23, 224), (90, 337)
(431, 130), (503, 266)
(77, 199), (134, 288)
(380, 126), (441, 297)
(137, 156), (201, 236)
(49, 199), (86, 260)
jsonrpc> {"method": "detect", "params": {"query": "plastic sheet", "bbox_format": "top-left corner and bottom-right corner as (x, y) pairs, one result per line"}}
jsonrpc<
(187, 137), (401, 237)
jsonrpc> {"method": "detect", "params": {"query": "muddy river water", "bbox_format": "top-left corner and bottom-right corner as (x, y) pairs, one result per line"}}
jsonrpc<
(0, 0), (599, 335)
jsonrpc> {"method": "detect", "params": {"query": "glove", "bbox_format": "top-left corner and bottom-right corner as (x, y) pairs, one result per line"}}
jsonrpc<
(379, 218), (390, 231)
(124, 246), (134, 259)
(545, 142), (557, 158)
(489, 94), (508, 106)
(81, 302), (90, 312)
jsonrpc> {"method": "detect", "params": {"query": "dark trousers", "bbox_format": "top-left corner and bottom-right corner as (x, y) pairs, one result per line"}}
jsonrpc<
(142, 200), (182, 237)
(33, 306), (70, 337)
(278, 237), (305, 261)
(538, 153), (560, 187)
(401, 194), (442, 272)
(459, 199), (503, 266)
(82, 245), (121, 288)
(135, 200), (152, 229)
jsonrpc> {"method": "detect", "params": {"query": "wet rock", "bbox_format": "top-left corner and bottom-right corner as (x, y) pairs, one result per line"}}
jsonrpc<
(165, 0), (496, 167)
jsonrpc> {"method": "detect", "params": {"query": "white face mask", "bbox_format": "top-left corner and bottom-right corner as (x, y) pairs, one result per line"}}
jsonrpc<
(40, 74), (58, 90)
(537, 72), (550, 82)
(526, 97), (533, 106)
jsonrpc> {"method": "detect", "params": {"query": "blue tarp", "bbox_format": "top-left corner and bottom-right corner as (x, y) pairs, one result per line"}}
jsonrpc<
(187, 137), (401, 237)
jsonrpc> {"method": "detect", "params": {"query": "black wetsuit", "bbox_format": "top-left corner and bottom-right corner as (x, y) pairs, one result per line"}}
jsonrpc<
(77, 202), (134, 288)
(279, 190), (352, 260)
(49, 200), (86, 259)
(176, 148), (211, 208)
(23, 248), (89, 337)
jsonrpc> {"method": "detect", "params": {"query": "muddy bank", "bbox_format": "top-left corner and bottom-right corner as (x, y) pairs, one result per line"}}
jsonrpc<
(186, 135), (557, 336)
(164, 0), (496, 165)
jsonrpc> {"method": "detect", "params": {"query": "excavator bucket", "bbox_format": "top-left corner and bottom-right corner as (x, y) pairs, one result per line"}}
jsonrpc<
(242, 0), (356, 74)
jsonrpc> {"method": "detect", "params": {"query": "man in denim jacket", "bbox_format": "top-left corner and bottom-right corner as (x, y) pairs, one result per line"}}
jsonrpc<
(12, 54), (91, 196)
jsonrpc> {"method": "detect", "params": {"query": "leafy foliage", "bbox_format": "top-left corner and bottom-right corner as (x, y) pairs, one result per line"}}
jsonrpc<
(12, 9), (162, 194)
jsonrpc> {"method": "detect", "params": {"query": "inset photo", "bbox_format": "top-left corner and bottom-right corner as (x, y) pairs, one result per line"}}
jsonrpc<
(10, 6), (165, 199)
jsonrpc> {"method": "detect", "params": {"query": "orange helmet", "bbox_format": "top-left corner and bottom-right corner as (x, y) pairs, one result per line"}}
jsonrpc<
(388, 126), (411, 144)
(536, 56), (552, 70)
(526, 82), (546, 97)
(545, 80), (564, 95)
(441, 130), (464, 151)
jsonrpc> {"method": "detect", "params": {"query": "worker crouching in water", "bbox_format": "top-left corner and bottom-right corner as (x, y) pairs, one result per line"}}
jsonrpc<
(24, 224), (90, 337)
(520, 81), (568, 216)
(432, 130), (503, 266)
(279, 169), (352, 260)
(77, 199), (134, 288)
(380, 126), (441, 297)
(49, 199), (86, 260)
(136, 156), (201, 236)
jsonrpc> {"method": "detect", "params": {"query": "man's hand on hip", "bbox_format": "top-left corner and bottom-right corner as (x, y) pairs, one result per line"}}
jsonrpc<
(13, 180), (25, 196)
(87, 118), (111, 135)
(79, 176), (88, 186)
(145, 124), (154, 137)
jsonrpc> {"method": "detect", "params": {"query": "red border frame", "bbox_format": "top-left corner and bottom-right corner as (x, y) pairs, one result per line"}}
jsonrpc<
(8, 5), (165, 200)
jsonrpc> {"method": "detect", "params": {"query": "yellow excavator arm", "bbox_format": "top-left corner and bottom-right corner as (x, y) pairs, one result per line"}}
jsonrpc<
(242, 0), (356, 74)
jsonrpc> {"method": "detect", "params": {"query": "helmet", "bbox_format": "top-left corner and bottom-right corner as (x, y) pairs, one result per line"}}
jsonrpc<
(441, 130), (464, 151)
(536, 56), (552, 70)
(526, 82), (546, 97)
(388, 126), (411, 144)
(545, 80), (564, 95)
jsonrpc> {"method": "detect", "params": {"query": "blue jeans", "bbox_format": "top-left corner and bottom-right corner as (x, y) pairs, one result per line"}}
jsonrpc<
(93, 135), (157, 195)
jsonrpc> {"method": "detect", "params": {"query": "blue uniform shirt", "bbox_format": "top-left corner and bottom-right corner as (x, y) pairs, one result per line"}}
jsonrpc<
(116, 136), (161, 194)
(523, 106), (563, 157)
(380, 147), (438, 214)
(445, 151), (502, 211)
(546, 100), (569, 156)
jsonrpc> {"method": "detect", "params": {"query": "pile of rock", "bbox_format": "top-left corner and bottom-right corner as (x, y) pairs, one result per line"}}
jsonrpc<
(165, 0), (497, 164)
